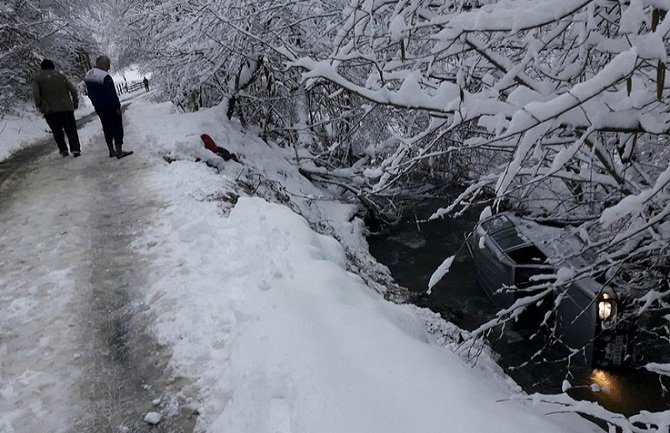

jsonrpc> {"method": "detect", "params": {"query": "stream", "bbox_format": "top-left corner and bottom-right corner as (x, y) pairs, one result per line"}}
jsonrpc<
(367, 201), (670, 417)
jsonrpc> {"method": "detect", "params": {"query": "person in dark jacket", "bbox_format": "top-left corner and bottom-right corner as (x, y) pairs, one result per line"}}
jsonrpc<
(32, 59), (81, 157)
(84, 56), (132, 159)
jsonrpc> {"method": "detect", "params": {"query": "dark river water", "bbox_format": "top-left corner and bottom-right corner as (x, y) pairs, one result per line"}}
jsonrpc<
(367, 202), (670, 416)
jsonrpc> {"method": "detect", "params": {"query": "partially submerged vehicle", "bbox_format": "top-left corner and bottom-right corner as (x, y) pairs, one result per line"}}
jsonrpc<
(467, 212), (632, 369)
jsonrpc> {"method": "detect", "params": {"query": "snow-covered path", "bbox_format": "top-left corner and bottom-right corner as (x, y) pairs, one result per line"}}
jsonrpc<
(0, 137), (192, 433)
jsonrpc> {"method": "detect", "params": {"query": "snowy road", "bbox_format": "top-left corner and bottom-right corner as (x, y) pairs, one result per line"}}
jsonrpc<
(0, 134), (193, 433)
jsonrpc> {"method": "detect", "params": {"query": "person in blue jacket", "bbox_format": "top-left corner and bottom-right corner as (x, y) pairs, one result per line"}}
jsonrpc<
(84, 56), (132, 159)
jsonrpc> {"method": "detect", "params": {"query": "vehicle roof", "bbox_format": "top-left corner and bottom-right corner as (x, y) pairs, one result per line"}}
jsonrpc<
(479, 213), (612, 296)
(481, 212), (598, 272)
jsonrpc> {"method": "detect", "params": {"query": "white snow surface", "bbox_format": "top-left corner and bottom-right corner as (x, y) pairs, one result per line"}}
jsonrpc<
(0, 107), (52, 160)
(0, 98), (603, 433)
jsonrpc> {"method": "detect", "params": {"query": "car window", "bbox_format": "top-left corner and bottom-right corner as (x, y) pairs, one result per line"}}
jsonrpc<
(507, 245), (547, 264)
(481, 215), (514, 234)
(492, 228), (529, 251)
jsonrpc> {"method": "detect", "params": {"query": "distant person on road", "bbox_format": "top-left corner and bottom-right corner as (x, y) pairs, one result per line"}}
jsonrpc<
(84, 56), (132, 159)
(32, 59), (81, 157)
(143, 77), (149, 92)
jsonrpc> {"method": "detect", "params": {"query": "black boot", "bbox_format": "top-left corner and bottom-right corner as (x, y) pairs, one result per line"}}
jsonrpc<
(115, 144), (133, 159)
(107, 142), (116, 158)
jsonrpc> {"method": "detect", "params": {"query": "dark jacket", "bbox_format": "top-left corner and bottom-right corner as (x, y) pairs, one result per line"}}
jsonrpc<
(84, 67), (120, 113)
(32, 70), (79, 114)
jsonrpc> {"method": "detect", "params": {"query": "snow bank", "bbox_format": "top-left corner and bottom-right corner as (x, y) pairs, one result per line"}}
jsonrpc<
(0, 107), (51, 161)
(124, 100), (601, 433)
(138, 190), (597, 433)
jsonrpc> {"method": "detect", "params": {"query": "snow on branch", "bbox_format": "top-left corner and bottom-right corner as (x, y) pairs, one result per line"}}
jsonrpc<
(520, 392), (669, 433)
(646, 362), (670, 377)
(434, 0), (592, 35)
(427, 255), (455, 294)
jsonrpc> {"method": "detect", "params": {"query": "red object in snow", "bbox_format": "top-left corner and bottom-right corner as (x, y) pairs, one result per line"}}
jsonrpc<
(201, 133), (218, 152)
(200, 134), (239, 162)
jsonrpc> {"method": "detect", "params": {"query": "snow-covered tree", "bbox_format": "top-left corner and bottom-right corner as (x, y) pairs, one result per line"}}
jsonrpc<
(0, 0), (97, 113)
(123, 0), (340, 124)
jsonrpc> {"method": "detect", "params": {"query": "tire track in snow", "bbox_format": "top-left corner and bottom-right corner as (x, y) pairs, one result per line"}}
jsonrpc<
(0, 132), (196, 432)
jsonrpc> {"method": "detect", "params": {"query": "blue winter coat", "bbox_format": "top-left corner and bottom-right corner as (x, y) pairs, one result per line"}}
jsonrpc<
(84, 67), (120, 113)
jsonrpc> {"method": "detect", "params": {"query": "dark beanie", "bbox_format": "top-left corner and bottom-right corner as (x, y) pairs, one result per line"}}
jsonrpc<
(40, 59), (55, 70)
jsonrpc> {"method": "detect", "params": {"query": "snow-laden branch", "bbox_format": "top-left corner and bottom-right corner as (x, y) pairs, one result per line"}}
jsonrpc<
(645, 362), (670, 377)
(432, 0), (593, 36)
(0, 0), (96, 113)
(518, 392), (668, 433)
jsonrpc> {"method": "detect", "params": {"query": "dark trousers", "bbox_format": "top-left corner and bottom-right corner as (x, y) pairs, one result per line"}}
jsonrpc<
(44, 111), (80, 154)
(97, 110), (124, 152)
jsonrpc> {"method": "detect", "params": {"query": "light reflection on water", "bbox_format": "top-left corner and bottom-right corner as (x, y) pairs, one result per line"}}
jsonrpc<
(568, 367), (669, 415)
(591, 369), (616, 393)
(580, 369), (623, 408)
